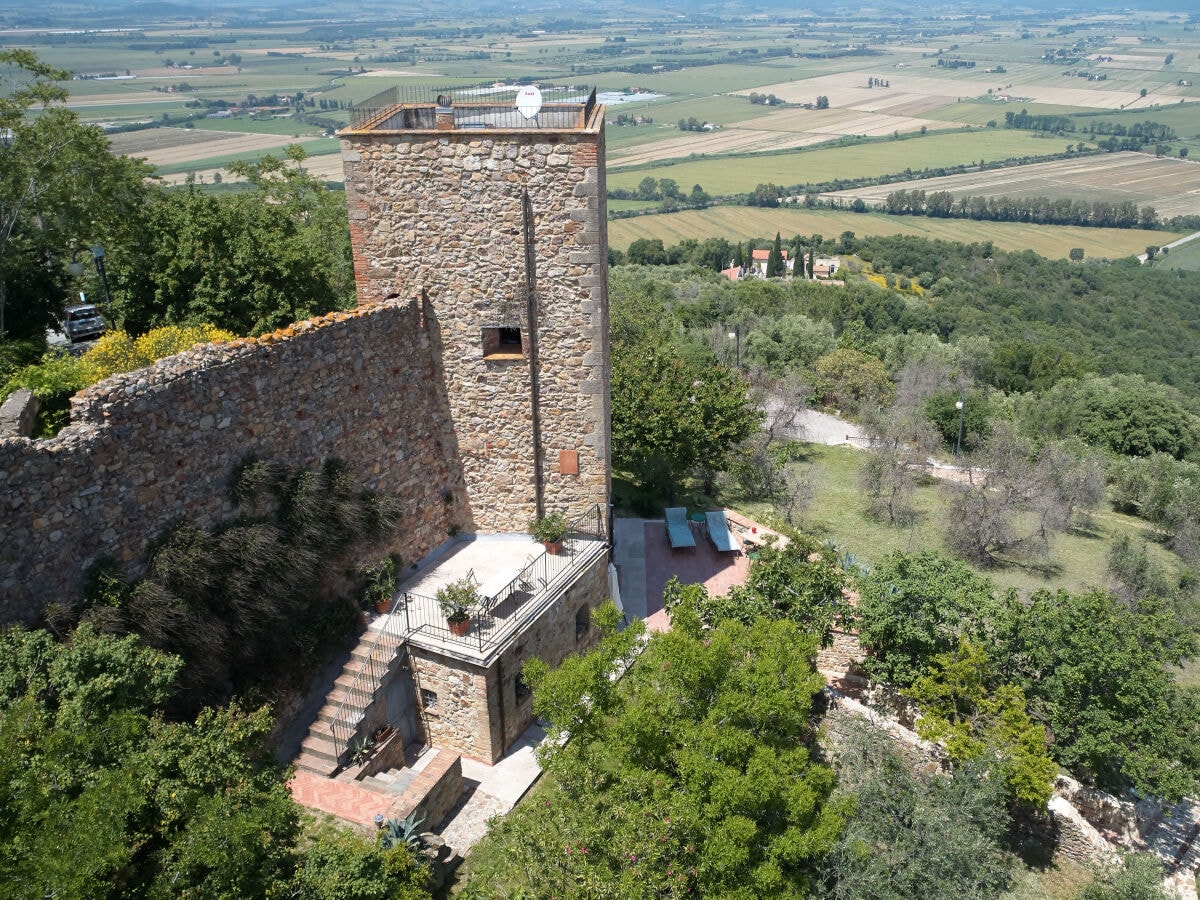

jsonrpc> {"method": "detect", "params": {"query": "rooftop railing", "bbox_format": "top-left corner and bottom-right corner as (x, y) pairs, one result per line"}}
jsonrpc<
(347, 83), (596, 131)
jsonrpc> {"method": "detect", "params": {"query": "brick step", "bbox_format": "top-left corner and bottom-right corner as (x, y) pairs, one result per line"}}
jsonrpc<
(358, 775), (401, 795)
(318, 699), (368, 725)
(306, 719), (337, 740)
(334, 674), (381, 700)
(293, 750), (340, 777)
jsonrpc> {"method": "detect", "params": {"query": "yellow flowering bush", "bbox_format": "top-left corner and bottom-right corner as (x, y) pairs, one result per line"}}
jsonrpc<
(83, 324), (235, 382)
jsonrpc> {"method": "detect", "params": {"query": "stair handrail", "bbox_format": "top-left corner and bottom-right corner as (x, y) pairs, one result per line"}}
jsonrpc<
(329, 594), (412, 759)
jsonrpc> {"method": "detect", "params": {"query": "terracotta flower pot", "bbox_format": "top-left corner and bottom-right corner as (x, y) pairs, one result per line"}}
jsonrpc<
(543, 539), (564, 556)
(448, 617), (470, 636)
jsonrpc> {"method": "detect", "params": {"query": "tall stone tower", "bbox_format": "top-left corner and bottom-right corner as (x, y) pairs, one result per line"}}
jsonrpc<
(339, 86), (610, 533)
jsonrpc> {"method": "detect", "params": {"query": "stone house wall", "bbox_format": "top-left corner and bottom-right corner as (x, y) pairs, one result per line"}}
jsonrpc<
(0, 302), (466, 624)
(407, 546), (609, 762)
(339, 110), (610, 533)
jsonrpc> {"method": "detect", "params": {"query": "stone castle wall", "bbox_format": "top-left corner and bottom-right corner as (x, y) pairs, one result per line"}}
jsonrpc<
(339, 114), (610, 533)
(0, 302), (466, 624)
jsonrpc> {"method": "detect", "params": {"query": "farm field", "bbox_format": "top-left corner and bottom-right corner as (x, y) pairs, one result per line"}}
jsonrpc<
(610, 207), (1159, 260)
(607, 130), (1074, 196)
(608, 106), (956, 168)
(821, 151), (1200, 220)
(106, 128), (336, 178)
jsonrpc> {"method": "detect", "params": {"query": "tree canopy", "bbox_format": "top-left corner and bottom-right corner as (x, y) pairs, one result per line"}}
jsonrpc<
(468, 603), (845, 898)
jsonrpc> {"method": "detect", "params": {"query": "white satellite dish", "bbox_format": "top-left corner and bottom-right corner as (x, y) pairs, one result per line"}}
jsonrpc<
(515, 85), (543, 120)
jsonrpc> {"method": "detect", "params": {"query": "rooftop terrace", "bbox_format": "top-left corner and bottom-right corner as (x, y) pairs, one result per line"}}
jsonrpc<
(372, 504), (605, 664)
(343, 83), (599, 133)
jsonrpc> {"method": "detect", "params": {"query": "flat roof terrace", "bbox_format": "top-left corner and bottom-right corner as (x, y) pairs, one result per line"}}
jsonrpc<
(367, 505), (607, 666)
(342, 83), (600, 134)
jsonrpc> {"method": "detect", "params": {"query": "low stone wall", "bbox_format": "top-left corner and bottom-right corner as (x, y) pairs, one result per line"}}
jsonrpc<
(816, 628), (868, 680)
(0, 389), (38, 438)
(389, 748), (464, 831)
(0, 301), (466, 624)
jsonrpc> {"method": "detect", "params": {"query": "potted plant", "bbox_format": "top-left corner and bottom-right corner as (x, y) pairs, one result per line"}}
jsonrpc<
(362, 556), (398, 614)
(529, 511), (569, 555)
(436, 577), (477, 636)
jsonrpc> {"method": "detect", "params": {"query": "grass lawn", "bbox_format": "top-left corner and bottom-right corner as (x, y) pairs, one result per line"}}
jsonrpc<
(725, 443), (1178, 600)
(1157, 237), (1200, 271)
(609, 206), (1157, 260)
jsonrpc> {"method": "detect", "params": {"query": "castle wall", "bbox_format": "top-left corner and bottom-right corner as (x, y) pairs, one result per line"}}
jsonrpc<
(0, 302), (466, 624)
(339, 113), (610, 533)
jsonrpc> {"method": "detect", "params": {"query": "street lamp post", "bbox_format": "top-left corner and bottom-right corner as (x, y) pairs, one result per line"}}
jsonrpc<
(727, 324), (740, 369)
(955, 397), (965, 456)
(90, 245), (113, 308)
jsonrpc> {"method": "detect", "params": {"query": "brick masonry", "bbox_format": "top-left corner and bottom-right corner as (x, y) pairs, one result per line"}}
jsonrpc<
(0, 302), (466, 624)
(339, 107), (610, 532)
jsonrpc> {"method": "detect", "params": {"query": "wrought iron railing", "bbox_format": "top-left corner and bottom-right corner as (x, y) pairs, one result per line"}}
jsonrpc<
(348, 83), (596, 131)
(328, 504), (606, 760)
(328, 608), (412, 760)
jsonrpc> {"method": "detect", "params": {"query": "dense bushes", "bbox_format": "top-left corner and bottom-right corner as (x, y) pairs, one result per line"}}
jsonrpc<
(856, 551), (1200, 801)
(72, 458), (400, 715)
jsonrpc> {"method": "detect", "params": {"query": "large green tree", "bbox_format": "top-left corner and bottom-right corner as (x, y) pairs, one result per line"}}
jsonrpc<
(468, 604), (844, 898)
(0, 50), (152, 342)
(817, 723), (1015, 900)
(0, 625), (299, 898)
(611, 342), (761, 498)
(113, 151), (353, 337)
(855, 551), (1000, 688)
(994, 588), (1200, 800)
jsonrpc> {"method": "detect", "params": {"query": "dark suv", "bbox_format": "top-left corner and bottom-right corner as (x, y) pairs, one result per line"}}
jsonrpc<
(62, 304), (107, 344)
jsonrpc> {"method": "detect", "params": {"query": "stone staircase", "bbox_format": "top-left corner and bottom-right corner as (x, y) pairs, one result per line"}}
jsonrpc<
(294, 630), (390, 776)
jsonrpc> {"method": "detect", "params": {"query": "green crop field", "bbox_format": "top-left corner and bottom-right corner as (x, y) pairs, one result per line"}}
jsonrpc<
(607, 130), (1075, 193)
(610, 207), (1158, 260)
(148, 137), (338, 175)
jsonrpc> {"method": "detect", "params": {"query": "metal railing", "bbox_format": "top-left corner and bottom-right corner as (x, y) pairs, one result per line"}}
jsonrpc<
(328, 504), (606, 760)
(328, 609), (411, 760)
(348, 83), (596, 131)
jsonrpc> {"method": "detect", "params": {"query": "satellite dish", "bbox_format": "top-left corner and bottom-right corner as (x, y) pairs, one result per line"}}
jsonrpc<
(515, 85), (543, 120)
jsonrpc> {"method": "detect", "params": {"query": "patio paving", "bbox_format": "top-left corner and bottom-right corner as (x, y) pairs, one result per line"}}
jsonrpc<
(613, 514), (764, 632)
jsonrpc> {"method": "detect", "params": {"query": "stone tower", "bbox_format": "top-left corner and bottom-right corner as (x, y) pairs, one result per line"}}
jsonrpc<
(338, 86), (610, 533)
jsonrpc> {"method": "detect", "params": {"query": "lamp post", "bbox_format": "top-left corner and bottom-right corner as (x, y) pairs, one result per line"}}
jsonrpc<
(955, 397), (965, 456)
(727, 324), (740, 369)
(90, 245), (113, 308)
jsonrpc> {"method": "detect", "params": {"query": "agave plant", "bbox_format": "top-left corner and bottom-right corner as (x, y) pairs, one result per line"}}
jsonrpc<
(379, 810), (426, 855)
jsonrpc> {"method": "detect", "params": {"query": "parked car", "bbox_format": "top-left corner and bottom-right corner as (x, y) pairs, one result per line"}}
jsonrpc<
(62, 304), (107, 344)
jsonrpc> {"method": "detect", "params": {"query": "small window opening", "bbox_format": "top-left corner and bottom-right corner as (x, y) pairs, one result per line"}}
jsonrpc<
(482, 326), (524, 359)
(421, 689), (438, 711)
(576, 605), (590, 640)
